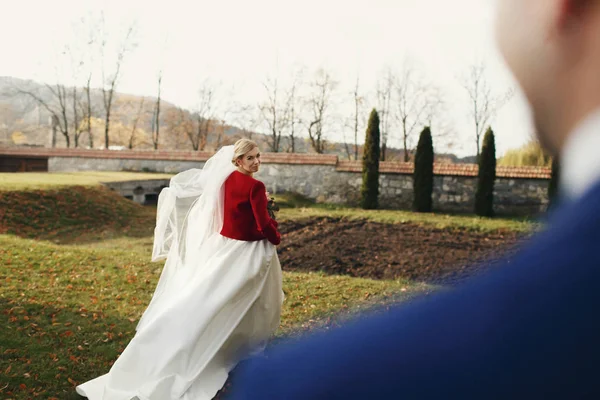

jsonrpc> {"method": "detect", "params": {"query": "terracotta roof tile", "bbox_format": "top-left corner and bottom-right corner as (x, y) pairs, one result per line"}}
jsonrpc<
(0, 147), (552, 179)
(338, 160), (550, 179)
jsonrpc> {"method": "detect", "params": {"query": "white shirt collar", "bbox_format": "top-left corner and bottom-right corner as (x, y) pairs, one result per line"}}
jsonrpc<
(560, 108), (600, 201)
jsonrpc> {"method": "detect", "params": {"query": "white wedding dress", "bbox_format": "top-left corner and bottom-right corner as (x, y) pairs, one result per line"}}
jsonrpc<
(76, 146), (284, 400)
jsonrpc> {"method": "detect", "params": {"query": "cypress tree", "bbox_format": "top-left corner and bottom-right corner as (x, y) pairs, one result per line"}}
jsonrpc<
(475, 127), (496, 217)
(360, 109), (381, 209)
(548, 157), (560, 209)
(413, 126), (434, 212)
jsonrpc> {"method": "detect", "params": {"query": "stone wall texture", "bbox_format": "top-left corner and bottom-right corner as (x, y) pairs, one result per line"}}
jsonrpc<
(1, 147), (552, 216)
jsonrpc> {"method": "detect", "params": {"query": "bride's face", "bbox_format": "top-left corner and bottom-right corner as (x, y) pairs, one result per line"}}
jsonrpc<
(237, 147), (261, 175)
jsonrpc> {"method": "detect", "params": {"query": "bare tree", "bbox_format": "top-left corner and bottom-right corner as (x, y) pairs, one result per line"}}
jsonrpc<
(259, 70), (304, 153)
(50, 115), (59, 147)
(99, 16), (136, 149)
(285, 81), (298, 153)
(165, 106), (192, 147)
(259, 75), (287, 152)
(128, 97), (146, 149)
(395, 64), (432, 162)
(75, 13), (101, 149)
(84, 73), (94, 148)
(284, 68), (304, 153)
(306, 69), (336, 154)
(215, 119), (228, 149)
(62, 40), (89, 149)
(166, 107), (210, 151)
(66, 17), (99, 148)
(194, 114), (212, 151)
(6, 44), (84, 149)
(194, 84), (215, 151)
(424, 87), (444, 128)
(71, 85), (86, 148)
(339, 75), (365, 161)
(4, 14), (99, 149)
(13, 83), (72, 147)
(8, 64), (76, 148)
(460, 62), (514, 160)
(231, 103), (259, 140)
(352, 75), (365, 160)
(341, 125), (354, 161)
(51, 84), (70, 148)
(176, 80), (219, 151)
(376, 67), (394, 161)
(149, 36), (170, 151)
(151, 71), (162, 150)
(422, 87), (458, 152)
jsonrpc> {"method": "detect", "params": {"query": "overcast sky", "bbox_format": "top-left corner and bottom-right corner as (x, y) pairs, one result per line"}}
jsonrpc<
(0, 0), (534, 156)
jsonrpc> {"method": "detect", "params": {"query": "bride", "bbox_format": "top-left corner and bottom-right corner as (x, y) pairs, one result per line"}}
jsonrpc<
(76, 139), (284, 399)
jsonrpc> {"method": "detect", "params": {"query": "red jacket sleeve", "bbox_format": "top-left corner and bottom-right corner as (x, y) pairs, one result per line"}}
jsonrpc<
(250, 181), (281, 245)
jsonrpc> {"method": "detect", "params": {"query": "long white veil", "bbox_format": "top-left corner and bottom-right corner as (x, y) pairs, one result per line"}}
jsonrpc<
(137, 145), (236, 331)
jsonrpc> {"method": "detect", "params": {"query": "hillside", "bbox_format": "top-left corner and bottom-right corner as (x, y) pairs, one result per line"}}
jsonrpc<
(0, 76), (183, 150)
(0, 76), (470, 162)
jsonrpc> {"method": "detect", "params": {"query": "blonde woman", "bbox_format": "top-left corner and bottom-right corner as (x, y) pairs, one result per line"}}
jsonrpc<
(77, 139), (284, 399)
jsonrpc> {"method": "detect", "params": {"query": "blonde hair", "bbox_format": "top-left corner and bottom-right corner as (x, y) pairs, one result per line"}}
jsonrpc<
(232, 138), (259, 166)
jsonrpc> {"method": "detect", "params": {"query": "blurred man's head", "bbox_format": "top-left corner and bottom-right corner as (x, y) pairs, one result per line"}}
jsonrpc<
(495, 0), (600, 156)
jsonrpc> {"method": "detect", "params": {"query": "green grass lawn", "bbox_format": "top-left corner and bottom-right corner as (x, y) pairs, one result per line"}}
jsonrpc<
(0, 171), (173, 191)
(0, 234), (429, 399)
(278, 206), (536, 233)
(274, 193), (538, 233)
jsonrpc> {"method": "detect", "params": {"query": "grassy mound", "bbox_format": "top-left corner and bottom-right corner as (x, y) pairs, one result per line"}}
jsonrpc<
(0, 186), (155, 243)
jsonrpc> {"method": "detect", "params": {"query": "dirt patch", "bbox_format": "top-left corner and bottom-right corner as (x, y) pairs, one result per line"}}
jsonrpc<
(277, 217), (527, 284)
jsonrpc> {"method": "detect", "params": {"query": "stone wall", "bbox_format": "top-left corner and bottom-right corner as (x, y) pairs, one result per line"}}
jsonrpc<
(255, 163), (338, 202)
(0, 147), (552, 216)
(49, 156), (204, 174)
(258, 164), (550, 216)
(494, 177), (550, 215)
(255, 165), (549, 216)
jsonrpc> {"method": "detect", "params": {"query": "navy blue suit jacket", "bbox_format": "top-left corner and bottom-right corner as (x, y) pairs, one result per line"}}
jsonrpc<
(231, 183), (600, 399)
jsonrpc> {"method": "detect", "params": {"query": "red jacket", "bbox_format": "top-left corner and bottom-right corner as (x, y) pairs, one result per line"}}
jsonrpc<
(220, 170), (281, 245)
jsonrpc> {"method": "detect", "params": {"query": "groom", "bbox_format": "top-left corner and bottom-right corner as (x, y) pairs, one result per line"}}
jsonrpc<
(231, 0), (600, 398)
